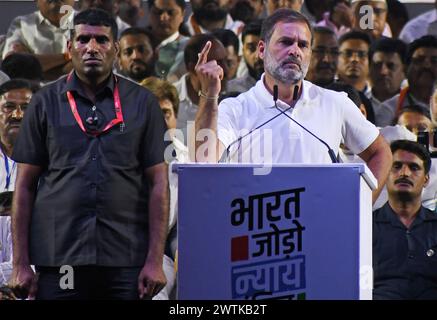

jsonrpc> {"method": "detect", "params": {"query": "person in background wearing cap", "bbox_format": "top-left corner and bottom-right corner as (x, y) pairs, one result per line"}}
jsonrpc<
(373, 140), (437, 300)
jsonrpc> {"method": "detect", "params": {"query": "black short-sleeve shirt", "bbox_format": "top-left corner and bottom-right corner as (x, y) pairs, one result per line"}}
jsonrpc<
(12, 72), (168, 267)
(373, 203), (437, 299)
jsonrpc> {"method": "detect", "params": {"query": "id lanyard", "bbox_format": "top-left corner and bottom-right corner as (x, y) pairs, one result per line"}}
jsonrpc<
(2, 149), (16, 191)
(66, 72), (124, 136)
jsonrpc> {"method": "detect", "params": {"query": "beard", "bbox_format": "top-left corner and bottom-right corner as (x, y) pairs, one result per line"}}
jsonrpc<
(247, 60), (264, 81)
(263, 48), (309, 84)
(192, 0), (228, 23)
(127, 60), (154, 82)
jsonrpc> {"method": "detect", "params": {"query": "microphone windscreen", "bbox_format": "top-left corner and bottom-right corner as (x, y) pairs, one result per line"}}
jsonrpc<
(273, 84), (278, 101)
(293, 85), (299, 101)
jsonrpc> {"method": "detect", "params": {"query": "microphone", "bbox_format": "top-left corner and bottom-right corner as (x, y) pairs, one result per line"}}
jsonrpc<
(218, 83), (338, 163)
(218, 102), (293, 163)
(273, 84), (338, 163)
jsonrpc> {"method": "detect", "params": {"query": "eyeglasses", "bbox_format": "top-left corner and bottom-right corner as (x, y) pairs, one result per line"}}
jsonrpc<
(312, 48), (340, 57)
(339, 49), (368, 59)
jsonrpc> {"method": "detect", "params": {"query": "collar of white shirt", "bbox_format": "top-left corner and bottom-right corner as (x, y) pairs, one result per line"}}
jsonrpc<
(158, 32), (180, 49)
(255, 73), (312, 110)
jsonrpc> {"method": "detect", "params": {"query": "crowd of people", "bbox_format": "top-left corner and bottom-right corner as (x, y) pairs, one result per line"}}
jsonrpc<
(0, 0), (436, 300)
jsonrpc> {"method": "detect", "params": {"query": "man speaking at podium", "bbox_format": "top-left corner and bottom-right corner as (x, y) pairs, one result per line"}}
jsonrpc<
(193, 8), (392, 203)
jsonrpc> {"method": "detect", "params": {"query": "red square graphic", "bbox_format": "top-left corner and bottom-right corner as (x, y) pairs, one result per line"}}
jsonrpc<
(231, 235), (249, 261)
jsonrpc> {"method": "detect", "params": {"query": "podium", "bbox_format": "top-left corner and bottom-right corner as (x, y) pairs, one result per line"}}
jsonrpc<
(175, 163), (376, 300)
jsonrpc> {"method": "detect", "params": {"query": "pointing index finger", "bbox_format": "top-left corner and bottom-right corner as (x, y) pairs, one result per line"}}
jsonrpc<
(196, 41), (212, 68)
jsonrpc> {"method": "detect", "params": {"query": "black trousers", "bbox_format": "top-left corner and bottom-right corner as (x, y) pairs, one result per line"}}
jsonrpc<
(35, 266), (143, 300)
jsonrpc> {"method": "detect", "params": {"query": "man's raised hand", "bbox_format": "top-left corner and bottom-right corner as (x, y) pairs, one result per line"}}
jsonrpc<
(194, 41), (223, 98)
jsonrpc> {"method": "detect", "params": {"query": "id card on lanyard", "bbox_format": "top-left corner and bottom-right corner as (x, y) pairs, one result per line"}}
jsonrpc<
(2, 149), (16, 191)
(66, 72), (125, 136)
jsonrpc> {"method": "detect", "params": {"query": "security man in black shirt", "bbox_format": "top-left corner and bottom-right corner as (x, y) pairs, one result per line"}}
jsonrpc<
(10, 9), (169, 300)
(373, 140), (437, 299)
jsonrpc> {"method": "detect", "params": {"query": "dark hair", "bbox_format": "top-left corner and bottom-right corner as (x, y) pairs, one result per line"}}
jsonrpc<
(119, 27), (153, 42)
(212, 29), (240, 54)
(406, 35), (437, 65)
(325, 81), (376, 124)
(339, 30), (372, 47)
(261, 8), (313, 45)
(140, 77), (179, 116)
(1, 53), (43, 81)
(242, 19), (263, 43)
(147, 0), (186, 10)
(396, 104), (431, 124)
(184, 34), (220, 69)
(369, 37), (407, 64)
(230, 0), (255, 25)
(0, 79), (40, 96)
(358, 92), (376, 125)
(72, 8), (118, 40)
(304, 0), (317, 16)
(387, 0), (409, 23)
(219, 91), (241, 102)
(326, 82), (362, 108)
(390, 140), (432, 174)
(313, 26), (336, 37)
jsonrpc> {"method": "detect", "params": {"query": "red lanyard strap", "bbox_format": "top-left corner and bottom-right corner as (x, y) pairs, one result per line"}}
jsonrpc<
(66, 73), (124, 136)
(395, 86), (409, 119)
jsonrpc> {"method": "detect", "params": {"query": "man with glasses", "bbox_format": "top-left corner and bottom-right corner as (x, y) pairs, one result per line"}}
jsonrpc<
(305, 26), (339, 87)
(337, 30), (371, 94)
(0, 79), (39, 289)
(382, 35), (437, 127)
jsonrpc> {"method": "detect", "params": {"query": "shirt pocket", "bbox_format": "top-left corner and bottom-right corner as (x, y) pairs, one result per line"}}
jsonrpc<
(47, 125), (89, 168)
(100, 127), (143, 167)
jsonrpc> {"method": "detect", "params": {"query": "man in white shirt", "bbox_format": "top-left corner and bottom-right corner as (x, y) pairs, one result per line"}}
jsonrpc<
(2, 0), (75, 80)
(194, 8), (392, 203)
